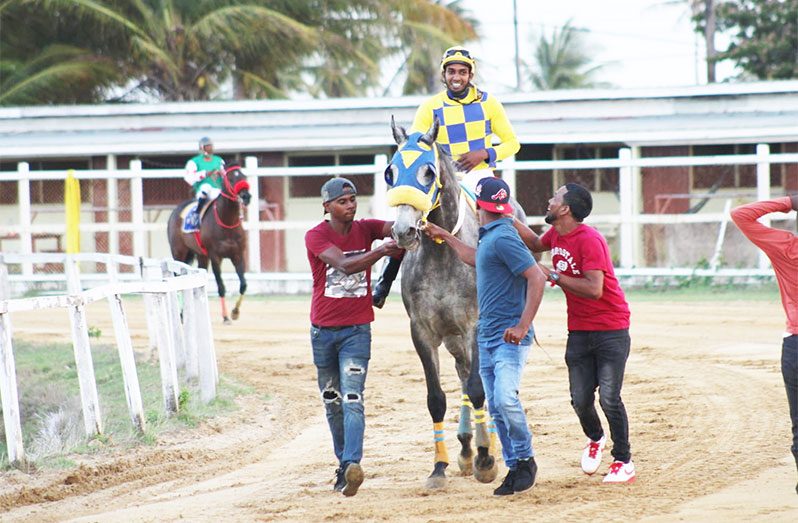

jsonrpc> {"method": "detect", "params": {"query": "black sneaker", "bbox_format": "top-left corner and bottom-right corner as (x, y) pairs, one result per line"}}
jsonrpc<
(513, 457), (537, 492)
(333, 467), (345, 492)
(342, 462), (364, 497)
(493, 469), (517, 496)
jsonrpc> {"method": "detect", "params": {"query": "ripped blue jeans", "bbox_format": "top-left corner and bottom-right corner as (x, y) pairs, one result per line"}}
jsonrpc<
(310, 323), (371, 466)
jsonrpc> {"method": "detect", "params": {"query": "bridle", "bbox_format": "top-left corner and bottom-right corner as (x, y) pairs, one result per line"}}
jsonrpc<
(214, 166), (250, 229)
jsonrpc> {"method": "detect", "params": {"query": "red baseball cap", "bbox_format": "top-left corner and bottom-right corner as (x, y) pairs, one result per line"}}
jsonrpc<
(475, 176), (513, 215)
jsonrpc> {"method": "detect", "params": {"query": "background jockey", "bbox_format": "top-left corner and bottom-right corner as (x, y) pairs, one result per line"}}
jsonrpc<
(373, 45), (521, 308)
(184, 136), (225, 217)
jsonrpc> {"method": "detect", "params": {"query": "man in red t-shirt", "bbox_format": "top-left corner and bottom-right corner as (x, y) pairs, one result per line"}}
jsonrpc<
(513, 183), (635, 484)
(731, 195), (798, 494)
(305, 177), (401, 497)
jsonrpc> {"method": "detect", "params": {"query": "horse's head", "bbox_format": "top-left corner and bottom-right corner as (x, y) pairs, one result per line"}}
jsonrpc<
(222, 164), (252, 206)
(385, 117), (442, 250)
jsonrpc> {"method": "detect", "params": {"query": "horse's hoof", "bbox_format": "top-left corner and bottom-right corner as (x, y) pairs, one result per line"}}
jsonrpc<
(223, 317), (232, 325)
(474, 450), (498, 483)
(425, 461), (448, 489)
(231, 308), (239, 320)
(456, 433), (474, 475)
(457, 454), (473, 476)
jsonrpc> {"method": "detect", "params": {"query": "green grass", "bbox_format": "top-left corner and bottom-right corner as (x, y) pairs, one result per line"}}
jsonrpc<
(0, 339), (246, 470)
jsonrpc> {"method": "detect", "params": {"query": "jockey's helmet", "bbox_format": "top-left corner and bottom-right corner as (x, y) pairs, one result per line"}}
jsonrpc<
(198, 136), (213, 151)
(440, 46), (476, 74)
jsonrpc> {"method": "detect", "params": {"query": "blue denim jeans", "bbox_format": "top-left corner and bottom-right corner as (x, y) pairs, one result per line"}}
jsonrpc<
(782, 334), (798, 466)
(310, 323), (371, 466)
(479, 340), (533, 470)
(566, 329), (631, 463)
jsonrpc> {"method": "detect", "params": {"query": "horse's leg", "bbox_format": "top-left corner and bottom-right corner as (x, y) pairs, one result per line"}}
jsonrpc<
(467, 335), (499, 483)
(210, 257), (230, 325)
(444, 334), (475, 476)
(411, 324), (448, 489)
(230, 254), (246, 321)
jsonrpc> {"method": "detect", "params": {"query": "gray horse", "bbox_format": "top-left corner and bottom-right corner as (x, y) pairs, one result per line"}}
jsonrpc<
(385, 118), (527, 488)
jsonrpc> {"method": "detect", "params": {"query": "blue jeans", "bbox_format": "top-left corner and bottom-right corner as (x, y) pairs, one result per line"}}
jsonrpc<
(479, 340), (533, 470)
(782, 334), (798, 466)
(566, 329), (631, 463)
(311, 323), (371, 466)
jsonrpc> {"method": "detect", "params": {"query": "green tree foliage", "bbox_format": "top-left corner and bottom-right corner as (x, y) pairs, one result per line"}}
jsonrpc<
(0, 0), (477, 105)
(526, 20), (606, 90)
(710, 0), (798, 80)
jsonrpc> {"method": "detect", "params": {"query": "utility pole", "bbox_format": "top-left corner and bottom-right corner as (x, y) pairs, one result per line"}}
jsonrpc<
(513, 0), (521, 89)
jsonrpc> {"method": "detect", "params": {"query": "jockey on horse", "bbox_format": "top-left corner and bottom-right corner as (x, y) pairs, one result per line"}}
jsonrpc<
(183, 136), (225, 230)
(372, 46), (521, 307)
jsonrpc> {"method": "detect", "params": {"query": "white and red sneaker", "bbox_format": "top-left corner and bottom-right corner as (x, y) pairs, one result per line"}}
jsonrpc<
(580, 434), (606, 475)
(603, 460), (636, 484)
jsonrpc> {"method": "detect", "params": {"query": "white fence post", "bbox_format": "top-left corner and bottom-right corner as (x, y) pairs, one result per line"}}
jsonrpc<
(245, 156), (261, 273)
(619, 148), (634, 269)
(130, 160), (145, 257)
(153, 292), (180, 414)
(141, 261), (160, 352)
(17, 162), (33, 277)
(756, 144), (771, 270)
(67, 295), (103, 436)
(502, 154), (517, 202)
(107, 294), (146, 432)
(107, 154), (119, 256)
(162, 261), (186, 377)
(181, 268), (199, 383)
(195, 286), (218, 403)
(0, 255), (25, 466)
(372, 154), (389, 220)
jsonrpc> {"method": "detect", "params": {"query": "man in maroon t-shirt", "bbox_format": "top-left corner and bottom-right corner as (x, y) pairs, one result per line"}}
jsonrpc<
(305, 177), (401, 497)
(513, 183), (636, 484)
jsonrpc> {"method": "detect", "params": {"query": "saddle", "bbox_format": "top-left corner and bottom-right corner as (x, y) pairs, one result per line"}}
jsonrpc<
(180, 199), (213, 233)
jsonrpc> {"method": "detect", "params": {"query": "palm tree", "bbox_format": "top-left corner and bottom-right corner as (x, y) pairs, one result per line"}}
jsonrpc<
(526, 20), (606, 90)
(393, 0), (478, 95)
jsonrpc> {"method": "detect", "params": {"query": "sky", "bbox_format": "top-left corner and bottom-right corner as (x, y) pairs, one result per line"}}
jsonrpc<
(458, 0), (734, 94)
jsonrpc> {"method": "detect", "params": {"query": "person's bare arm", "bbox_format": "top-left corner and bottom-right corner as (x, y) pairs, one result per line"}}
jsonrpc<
(422, 222), (476, 267)
(503, 264), (545, 344)
(318, 240), (402, 275)
(511, 216), (546, 253)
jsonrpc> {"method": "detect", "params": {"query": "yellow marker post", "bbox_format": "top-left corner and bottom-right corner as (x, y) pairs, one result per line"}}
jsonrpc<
(65, 169), (80, 253)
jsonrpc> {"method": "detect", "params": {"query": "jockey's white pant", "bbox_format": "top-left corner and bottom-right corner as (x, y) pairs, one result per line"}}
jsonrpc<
(457, 168), (495, 195)
(196, 185), (221, 201)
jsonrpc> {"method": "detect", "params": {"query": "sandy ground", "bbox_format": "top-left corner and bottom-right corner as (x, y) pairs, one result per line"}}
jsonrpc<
(1, 292), (797, 522)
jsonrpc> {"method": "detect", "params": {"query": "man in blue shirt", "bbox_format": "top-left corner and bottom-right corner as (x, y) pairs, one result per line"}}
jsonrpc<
(424, 177), (546, 496)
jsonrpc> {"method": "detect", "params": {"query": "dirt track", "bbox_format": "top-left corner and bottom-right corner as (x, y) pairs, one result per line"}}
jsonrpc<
(2, 293), (797, 522)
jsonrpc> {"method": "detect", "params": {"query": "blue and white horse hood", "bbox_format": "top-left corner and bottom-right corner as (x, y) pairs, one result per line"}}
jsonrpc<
(385, 118), (442, 213)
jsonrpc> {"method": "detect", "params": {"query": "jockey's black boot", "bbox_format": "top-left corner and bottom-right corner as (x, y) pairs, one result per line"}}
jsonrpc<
(196, 196), (207, 214)
(372, 255), (402, 309)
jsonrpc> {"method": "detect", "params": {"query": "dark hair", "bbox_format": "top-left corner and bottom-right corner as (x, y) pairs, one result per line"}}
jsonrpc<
(563, 183), (593, 222)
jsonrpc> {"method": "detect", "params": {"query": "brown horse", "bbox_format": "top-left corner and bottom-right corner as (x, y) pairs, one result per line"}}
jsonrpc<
(167, 164), (252, 324)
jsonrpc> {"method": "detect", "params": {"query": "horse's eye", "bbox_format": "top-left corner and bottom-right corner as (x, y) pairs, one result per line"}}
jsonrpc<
(416, 164), (435, 187)
(384, 164), (398, 187)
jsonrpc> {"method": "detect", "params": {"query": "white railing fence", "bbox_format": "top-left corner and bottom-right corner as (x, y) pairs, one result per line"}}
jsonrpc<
(0, 146), (796, 284)
(0, 252), (217, 466)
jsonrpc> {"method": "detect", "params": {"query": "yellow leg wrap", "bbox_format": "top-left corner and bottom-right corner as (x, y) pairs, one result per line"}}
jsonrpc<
(234, 295), (244, 310)
(473, 408), (487, 425)
(433, 422), (449, 464)
(461, 394), (473, 409)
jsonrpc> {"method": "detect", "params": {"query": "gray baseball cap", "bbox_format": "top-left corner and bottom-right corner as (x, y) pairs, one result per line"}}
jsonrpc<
(321, 177), (357, 203)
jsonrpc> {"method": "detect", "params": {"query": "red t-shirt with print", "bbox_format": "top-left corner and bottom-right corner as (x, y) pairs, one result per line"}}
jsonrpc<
(541, 224), (630, 331)
(305, 219), (388, 327)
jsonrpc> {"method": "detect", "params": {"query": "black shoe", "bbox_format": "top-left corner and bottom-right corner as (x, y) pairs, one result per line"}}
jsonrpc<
(513, 457), (537, 493)
(493, 469), (517, 496)
(333, 467), (345, 492)
(342, 462), (363, 497)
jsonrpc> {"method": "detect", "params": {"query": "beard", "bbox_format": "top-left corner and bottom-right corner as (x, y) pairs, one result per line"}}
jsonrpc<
(544, 211), (556, 225)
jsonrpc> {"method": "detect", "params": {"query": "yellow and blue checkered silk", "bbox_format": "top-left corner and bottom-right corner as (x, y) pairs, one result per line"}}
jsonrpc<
(410, 87), (520, 169)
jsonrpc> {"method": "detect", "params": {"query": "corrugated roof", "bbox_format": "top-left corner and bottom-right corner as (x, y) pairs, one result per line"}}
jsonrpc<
(1, 81), (797, 159)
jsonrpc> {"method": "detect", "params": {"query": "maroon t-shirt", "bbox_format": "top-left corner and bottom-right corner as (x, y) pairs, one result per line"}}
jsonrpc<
(305, 219), (388, 327)
(541, 224), (630, 331)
